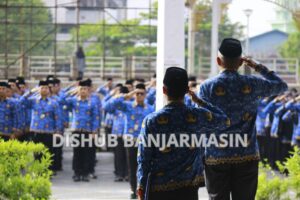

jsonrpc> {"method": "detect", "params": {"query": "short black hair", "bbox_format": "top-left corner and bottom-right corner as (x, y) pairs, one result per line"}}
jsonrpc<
(188, 76), (196, 82)
(120, 86), (129, 94)
(107, 77), (113, 81)
(135, 83), (146, 90)
(136, 78), (145, 83)
(125, 79), (134, 85)
(115, 83), (123, 88)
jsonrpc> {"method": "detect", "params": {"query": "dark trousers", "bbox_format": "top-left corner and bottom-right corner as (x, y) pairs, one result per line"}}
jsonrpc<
(53, 136), (63, 171)
(149, 187), (199, 200)
(88, 142), (97, 174)
(114, 137), (128, 178)
(105, 127), (113, 151)
(0, 135), (10, 141)
(72, 132), (94, 176)
(205, 160), (258, 200)
(126, 146), (138, 192)
(33, 133), (55, 171)
(257, 136), (267, 162)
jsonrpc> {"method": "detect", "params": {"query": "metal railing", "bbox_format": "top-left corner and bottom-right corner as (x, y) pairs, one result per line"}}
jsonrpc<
(0, 54), (299, 86)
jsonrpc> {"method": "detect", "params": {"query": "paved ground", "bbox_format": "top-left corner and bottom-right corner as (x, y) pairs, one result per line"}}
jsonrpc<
(51, 148), (209, 200)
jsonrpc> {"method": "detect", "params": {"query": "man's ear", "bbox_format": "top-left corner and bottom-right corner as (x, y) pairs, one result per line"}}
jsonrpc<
(238, 58), (243, 67)
(163, 86), (167, 95)
(217, 56), (222, 66)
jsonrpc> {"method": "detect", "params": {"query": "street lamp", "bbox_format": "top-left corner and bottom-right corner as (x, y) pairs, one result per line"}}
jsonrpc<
(244, 8), (253, 75)
(244, 9), (253, 55)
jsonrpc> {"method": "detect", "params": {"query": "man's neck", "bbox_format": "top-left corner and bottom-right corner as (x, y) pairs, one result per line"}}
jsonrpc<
(167, 98), (184, 105)
(0, 96), (6, 101)
(40, 95), (47, 99)
(136, 100), (144, 106)
(80, 95), (88, 100)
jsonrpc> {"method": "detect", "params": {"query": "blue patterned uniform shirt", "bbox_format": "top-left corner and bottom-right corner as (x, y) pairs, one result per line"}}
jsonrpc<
(20, 96), (62, 134)
(198, 68), (287, 165)
(66, 97), (100, 132)
(137, 102), (230, 192)
(104, 96), (154, 138)
(0, 99), (19, 135)
(282, 101), (300, 145)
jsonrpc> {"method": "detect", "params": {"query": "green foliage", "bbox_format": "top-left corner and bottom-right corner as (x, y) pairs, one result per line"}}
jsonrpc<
(0, 139), (52, 200)
(194, 1), (244, 58)
(0, 0), (53, 55)
(256, 147), (300, 200)
(72, 0), (243, 58)
(279, 31), (300, 60)
(74, 19), (157, 57)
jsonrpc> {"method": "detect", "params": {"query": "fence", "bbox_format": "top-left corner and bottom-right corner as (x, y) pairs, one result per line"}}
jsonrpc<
(0, 54), (299, 86)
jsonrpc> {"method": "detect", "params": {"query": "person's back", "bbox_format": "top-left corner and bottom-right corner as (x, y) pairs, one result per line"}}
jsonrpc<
(198, 38), (288, 200)
(199, 70), (287, 162)
(137, 67), (230, 200)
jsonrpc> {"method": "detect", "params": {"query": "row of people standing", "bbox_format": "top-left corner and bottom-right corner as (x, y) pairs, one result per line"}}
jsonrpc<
(256, 89), (300, 169)
(0, 76), (101, 181)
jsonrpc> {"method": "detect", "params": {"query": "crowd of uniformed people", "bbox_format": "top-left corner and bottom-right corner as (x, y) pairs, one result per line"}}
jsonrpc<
(0, 38), (298, 200)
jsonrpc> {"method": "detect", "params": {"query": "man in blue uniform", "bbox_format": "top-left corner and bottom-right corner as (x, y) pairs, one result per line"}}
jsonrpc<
(65, 79), (100, 182)
(198, 38), (288, 200)
(20, 80), (63, 172)
(104, 83), (154, 199)
(0, 82), (20, 141)
(103, 86), (129, 182)
(137, 67), (230, 200)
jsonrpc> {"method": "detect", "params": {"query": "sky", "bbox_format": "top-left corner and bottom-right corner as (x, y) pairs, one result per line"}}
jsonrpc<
(227, 0), (278, 37)
(42, 0), (279, 37)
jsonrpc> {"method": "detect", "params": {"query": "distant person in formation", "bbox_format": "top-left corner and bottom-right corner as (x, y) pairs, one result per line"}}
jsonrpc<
(76, 46), (86, 79)
(198, 38), (288, 200)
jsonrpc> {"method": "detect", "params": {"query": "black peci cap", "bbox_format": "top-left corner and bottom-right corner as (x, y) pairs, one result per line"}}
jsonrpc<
(164, 67), (188, 89)
(219, 38), (242, 58)
(8, 79), (16, 83)
(79, 79), (91, 87)
(86, 79), (92, 87)
(0, 82), (8, 87)
(163, 67), (188, 98)
(39, 80), (48, 86)
(16, 76), (26, 85)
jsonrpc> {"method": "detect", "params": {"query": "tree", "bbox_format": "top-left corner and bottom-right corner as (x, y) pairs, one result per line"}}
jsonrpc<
(74, 19), (157, 57)
(279, 18), (300, 59)
(70, 0), (243, 59)
(280, 31), (300, 60)
(193, 1), (244, 58)
(0, 0), (53, 55)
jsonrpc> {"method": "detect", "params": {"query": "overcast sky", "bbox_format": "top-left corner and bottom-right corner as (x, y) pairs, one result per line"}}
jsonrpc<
(227, 0), (278, 37)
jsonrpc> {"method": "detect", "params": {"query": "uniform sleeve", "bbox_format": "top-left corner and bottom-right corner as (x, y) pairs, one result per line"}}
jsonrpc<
(195, 105), (230, 133)
(198, 83), (211, 103)
(96, 86), (108, 96)
(262, 100), (277, 115)
(12, 101), (20, 131)
(53, 101), (63, 133)
(91, 103), (100, 132)
(282, 110), (293, 121)
(253, 68), (288, 97)
(274, 105), (286, 117)
(103, 96), (129, 113)
(137, 116), (154, 193)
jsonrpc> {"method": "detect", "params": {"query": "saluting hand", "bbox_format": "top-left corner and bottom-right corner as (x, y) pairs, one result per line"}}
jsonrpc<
(188, 90), (206, 107)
